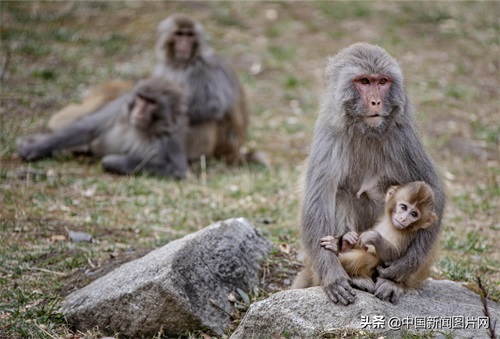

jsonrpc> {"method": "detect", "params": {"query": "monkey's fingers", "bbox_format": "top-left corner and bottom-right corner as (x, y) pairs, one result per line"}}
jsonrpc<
(320, 236), (336, 242)
(326, 279), (357, 305)
(343, 232), (359, 244)
(322, 244), (338, 254)
(322, 285), (338, 303)
(320, 238), (337, 245)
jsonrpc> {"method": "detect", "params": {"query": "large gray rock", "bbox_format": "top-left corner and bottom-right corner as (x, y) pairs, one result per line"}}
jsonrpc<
(231, 280), (500, 339)
(62, 218), (271, 337)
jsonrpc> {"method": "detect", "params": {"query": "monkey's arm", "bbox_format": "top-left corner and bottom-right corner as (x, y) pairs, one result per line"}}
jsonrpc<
(17, 98), (123, 161)
(377, 227), (437, 281)
(359, 230), (398, 263)
(375, 124), (446, 302)
(102, 133), (188, 179)
(187, 62), (235, 124)
(301, 126), (356, 305)
(158, 132), (189, 179)
(381, 125), (445, 281)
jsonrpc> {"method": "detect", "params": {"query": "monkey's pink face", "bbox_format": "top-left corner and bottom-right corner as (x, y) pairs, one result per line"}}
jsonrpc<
(392, 201), (420, 229)
(130, 96), (157, 129)
(173, 29), (196, 61)
(354, 74), (392, 127)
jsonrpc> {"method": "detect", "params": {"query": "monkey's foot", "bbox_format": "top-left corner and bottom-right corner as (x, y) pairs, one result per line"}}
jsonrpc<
(350, 277), (375, 293)
(374, 277), (405, 303)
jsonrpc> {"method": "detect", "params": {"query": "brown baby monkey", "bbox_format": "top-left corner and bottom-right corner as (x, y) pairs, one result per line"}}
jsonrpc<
(320, 181), (438, 296)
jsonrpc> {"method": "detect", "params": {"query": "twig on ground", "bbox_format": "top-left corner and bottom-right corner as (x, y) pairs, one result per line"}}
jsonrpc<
(27, 266), (70, 277)
(477, 276), (497, 339)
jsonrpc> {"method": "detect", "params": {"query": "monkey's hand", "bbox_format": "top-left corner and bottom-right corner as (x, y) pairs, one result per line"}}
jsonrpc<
(340, 231), (359, 252)
(359, 230), (380, 251)
(322, 262), (356, 305)
(320, 236), (339, 254)
(16, 135), (52, 161)
(374, 277), (405, 303)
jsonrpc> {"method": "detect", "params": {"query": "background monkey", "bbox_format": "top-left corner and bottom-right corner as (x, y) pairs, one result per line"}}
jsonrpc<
(47, 14), (253, 164)
(320, 181), (438, 295)
(153, 14), (249, 163)
(17, 78), (188, 179)
(292, 43), (445, 305)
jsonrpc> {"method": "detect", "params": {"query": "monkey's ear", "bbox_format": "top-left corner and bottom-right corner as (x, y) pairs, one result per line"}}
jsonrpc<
(385, 185), (398, 202)
(421, 212), (438, 229)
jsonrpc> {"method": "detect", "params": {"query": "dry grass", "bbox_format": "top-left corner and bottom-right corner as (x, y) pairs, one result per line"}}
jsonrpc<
(1, 2), (498, 338)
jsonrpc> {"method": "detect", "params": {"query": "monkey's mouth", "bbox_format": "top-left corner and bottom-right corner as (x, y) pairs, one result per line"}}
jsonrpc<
(364, 114), (383, 127)
(392, 216), (407, 229)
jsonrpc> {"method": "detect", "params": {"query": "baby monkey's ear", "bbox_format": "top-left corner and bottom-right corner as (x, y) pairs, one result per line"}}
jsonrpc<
(421, 212), (438, 229)
(385, 185), (399, 202)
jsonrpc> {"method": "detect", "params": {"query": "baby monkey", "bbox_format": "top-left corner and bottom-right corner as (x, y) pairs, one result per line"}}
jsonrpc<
(321, 181), (438, 294)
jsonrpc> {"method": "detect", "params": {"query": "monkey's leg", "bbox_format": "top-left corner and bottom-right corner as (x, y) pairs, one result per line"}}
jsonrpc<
(291, 269), (314, 289)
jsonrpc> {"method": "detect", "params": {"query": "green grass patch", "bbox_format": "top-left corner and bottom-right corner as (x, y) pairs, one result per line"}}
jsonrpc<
(443, 230), (491, 254)
(317, 1), (372, 20)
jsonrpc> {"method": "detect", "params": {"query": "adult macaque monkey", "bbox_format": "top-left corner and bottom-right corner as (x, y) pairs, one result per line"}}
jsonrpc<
(292, 43), (445, 304)
(17, 78), (188, 179)
(153, 14), (249, 163)
(320, 181), (438, 294)
(47, 14), (251, 164)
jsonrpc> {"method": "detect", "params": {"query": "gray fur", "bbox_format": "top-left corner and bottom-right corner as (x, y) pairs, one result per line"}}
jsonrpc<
(16, 78), (188, 179)
(153, 14), (248, 162)
(297, 43), (445, 303)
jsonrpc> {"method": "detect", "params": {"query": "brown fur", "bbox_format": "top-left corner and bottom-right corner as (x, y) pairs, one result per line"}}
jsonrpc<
(339, 249), (379, 278)
(339, 182), (438, 289)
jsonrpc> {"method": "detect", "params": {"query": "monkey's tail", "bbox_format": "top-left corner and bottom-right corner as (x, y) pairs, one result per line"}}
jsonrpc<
(339, 249), (380, 278)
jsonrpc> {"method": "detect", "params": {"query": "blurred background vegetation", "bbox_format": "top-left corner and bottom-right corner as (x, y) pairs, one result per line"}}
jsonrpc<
(0, 1), (498, 338)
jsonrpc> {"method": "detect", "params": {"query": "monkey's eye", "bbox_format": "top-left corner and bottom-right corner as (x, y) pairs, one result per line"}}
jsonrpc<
(175, 31), (194, 37)
(360, 78), (370, 85)
(138, 94), (157, 105)
(379, 78), (388, 85)
(399, 204), (407, 211)
(411, 211), (419, 218)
